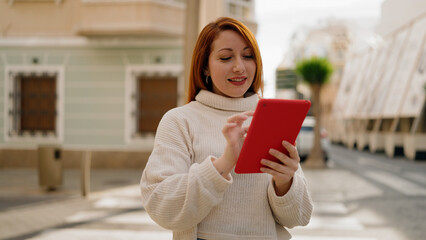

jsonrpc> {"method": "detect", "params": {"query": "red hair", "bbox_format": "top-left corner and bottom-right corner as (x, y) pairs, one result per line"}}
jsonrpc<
(186, 17), (264, 103)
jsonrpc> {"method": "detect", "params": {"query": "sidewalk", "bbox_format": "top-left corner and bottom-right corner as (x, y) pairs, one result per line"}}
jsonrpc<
(0, 161), (410, 240)
(0, 169), (171, 240)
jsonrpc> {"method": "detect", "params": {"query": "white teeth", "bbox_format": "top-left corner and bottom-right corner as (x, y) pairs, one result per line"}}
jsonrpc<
(229, 78), (245, 82)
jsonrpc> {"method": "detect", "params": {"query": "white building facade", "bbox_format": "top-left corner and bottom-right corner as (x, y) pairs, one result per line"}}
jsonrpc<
(332, 0), (426, 159)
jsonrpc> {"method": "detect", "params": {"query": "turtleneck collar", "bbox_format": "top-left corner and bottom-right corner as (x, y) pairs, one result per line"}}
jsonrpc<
(195, 90), (259, 112)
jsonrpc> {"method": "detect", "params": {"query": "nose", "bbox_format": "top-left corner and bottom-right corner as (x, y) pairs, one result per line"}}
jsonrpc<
(233, 57), (245, 73)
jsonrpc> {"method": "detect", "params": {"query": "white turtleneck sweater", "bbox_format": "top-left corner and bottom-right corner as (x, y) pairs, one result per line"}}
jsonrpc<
(140, 90), (313, 240)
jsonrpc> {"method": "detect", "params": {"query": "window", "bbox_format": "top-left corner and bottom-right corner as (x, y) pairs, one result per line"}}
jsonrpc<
(125, 65), (182, 144)
(5, 66), (64, 142)
(242, 6), (250, 19)
(229, 3), (237, 15)
(226, 0), (253, 20)
(17, 74), (56, 133)
(135, 75), (177, 135)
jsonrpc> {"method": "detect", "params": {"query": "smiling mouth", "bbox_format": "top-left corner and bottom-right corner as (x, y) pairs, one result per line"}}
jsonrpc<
(228, 77), (247, 82)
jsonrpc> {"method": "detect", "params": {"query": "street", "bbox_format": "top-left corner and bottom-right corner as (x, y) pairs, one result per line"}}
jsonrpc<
(290, 144), (426, 240)
(0, 144), (425, 240)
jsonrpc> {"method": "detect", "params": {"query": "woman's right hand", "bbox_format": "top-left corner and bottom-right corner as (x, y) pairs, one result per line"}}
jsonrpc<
(212, 111), (254, 179)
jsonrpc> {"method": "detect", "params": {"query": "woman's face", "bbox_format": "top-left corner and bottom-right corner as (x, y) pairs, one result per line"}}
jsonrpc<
(206, 30), (256, 98)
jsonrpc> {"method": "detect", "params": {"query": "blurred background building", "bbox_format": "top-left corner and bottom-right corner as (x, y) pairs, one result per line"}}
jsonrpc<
(276, 0), (425, 160)
(331, 0), (425, 160)
(0, 0), (257, 168)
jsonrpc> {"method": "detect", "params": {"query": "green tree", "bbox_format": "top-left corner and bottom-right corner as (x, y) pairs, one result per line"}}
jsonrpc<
(296, 56), (333, 168)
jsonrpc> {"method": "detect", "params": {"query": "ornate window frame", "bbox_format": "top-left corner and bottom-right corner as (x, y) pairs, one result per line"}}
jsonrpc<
(4, 65), (64, 144)
(124, 64), (182, 147)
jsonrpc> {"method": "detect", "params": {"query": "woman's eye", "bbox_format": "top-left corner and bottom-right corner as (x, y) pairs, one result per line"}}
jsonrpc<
(220, 57), (232, 61)
(244, 55), (254, 59)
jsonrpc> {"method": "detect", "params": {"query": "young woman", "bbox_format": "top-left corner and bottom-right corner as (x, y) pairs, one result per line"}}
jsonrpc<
(141, 17), (313, 240)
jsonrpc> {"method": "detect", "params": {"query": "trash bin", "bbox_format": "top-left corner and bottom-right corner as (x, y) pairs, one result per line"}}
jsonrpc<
(38, 145), (63, 190)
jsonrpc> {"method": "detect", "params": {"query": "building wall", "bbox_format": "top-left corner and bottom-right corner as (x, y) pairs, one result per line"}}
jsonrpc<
(331, 10), (426, 159)
(0, 0), (186, 37)
(0, 40), (182, 167)
(0, 0), (258, 168)
(376, 0), (426, 37)
(0, 0), (79, 37)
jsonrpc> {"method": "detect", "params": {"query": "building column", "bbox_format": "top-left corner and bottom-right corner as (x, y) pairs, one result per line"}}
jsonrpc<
(183, 0), (200, 103)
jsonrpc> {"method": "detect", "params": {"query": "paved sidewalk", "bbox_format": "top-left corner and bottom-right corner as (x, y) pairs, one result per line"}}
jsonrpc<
(0, 169), (172, 240)
(0, 159), (416, 240)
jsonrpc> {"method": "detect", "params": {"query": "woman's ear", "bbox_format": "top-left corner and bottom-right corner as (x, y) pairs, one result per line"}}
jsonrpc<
(204, 69), (209, 76)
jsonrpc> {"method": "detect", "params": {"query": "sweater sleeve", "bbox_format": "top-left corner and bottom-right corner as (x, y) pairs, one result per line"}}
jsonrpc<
(140, 110), (232, 231)
(267, 165), (313, 228)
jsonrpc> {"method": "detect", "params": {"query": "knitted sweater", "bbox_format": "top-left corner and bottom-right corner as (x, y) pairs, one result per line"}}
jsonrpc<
(140, 90), (313, 240)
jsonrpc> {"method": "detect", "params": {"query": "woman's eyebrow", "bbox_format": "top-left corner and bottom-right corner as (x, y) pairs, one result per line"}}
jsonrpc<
(218, 46), (251, 52)
(218, 48), (233, 52)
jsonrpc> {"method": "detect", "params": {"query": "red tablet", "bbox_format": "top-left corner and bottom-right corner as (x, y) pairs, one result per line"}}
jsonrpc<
(235, 98), (311, 174)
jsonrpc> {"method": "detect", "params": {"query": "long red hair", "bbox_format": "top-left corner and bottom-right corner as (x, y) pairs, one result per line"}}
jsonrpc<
(186, 17), (264, 103)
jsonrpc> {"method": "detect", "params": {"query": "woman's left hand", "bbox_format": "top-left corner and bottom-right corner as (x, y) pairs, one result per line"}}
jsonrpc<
(260, 140), (300, 196)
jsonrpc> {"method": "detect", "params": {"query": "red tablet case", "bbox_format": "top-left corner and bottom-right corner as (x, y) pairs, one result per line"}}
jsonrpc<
(235, 98), (311, 174)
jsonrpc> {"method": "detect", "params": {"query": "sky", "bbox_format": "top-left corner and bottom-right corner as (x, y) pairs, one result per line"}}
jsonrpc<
(254, 0), (386, 97)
